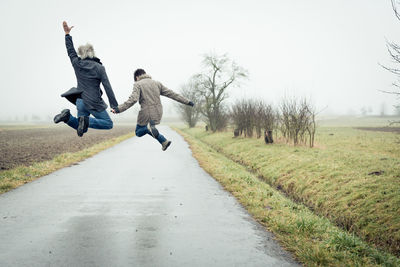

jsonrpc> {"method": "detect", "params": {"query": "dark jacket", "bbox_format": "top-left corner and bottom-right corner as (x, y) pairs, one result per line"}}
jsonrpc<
(62, 34), (118, 111)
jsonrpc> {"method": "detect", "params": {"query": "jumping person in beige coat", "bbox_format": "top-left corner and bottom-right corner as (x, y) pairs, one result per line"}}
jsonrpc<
(111, 69), (194, 151)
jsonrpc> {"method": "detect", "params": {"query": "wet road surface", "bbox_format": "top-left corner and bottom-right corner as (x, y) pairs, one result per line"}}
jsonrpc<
(0, 126), (299, 266)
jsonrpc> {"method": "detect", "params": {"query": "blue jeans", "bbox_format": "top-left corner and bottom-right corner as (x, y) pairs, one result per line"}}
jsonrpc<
(135, 124), (166, 144)
(67, 98), (113, 131)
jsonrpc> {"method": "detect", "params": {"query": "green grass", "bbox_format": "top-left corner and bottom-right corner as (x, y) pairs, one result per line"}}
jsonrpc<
(175, 127), (400, 266)
(180, 127), (400, 255)
(0, 133), (134, 194)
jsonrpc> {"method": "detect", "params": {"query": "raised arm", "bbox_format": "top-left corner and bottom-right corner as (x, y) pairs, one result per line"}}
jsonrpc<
(63, 21), (79, 66)
(159, 82), (190, 105)
(112, 83), (140, 113)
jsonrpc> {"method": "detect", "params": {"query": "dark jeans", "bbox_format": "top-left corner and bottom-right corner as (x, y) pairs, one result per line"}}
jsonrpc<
(67, 98), (113, 131)
(135, 124), (166, 144)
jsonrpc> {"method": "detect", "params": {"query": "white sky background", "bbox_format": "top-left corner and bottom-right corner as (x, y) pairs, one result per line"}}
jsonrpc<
(0, 0), (399, 121)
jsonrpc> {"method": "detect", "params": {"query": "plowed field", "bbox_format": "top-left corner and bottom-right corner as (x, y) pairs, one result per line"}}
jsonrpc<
(0, 125), (134, 170)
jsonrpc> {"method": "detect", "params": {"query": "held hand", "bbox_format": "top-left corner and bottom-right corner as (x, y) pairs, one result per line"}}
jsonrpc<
(111, 108), (120, 114)
(62, 21), (74, 35)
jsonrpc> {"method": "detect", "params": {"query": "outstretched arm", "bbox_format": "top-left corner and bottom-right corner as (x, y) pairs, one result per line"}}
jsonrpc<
(63, 21), (79, 66)
(100, 67), (119, 109)
(159, 82), (191, 105)
(111, 84), (140, 114)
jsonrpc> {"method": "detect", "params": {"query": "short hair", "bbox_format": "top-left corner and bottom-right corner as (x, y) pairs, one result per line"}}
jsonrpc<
(134, 69), (146, 81)
(78, 43), (95, 59)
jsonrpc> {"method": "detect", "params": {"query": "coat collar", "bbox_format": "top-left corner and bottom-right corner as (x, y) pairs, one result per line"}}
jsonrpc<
(136, 74), (152, 81)
(82, 57), (102, 65)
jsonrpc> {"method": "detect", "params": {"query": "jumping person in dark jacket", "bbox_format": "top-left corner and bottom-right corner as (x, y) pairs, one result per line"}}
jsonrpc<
(53, 21), (119, 137)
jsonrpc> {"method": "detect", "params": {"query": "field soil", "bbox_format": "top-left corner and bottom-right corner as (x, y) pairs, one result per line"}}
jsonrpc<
(0, 125), (134, 170)
(356, 126), (400, 133)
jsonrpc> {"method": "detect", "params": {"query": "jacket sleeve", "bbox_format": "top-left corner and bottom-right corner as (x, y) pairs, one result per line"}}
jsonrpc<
(100, 67), (119, 109)
(65, 34), (79, 66)
(159, 82), (190, 105)
(116, 83), (140, 113)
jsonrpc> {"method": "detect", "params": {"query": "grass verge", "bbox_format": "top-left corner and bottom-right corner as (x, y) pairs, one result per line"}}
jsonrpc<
(175, 127), (400, 266)
(178, 127), (400, 257)
(0, 133), (134, 194)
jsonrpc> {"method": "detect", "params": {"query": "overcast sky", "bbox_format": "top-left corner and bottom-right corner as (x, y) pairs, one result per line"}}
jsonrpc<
(0, 0), (399, 121)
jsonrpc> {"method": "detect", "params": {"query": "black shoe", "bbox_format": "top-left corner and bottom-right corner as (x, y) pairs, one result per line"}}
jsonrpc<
(53, 109), (70, 124)
(77, 116), (89, 137)
(147, 121), (159, 139)
(162, 140), (171, 151)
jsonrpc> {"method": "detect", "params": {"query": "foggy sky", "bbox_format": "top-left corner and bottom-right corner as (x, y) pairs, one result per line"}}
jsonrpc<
(0, 0), (399, 121)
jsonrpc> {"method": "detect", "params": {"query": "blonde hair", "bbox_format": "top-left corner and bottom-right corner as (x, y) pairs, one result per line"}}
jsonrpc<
(78, 43), (96, 59)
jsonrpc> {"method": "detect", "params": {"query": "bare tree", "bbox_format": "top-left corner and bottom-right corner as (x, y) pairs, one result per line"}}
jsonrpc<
(194, 53), (248, 132)
(177, 78), (202, 128)
(381, 0), (400, 123)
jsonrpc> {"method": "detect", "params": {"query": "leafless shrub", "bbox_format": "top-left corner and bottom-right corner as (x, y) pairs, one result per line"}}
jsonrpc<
(260, 103), (278, 141)
(254, 101), (265, 138)
(231, 100), (254, 137)
(279, 97), (316, 147)
(230, 99), (277, 140)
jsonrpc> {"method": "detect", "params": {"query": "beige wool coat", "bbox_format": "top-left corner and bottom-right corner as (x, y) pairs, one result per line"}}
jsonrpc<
(116, 74), (190, 125)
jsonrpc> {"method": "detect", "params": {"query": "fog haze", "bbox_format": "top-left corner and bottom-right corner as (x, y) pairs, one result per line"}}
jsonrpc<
(0, 0), (399, 121)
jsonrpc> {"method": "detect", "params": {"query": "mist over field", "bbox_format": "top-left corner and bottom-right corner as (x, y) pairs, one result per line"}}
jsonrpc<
(0, 0), (399, 122)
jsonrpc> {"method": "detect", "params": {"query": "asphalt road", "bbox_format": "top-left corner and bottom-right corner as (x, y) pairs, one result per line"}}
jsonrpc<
(0, 126), (299, 267)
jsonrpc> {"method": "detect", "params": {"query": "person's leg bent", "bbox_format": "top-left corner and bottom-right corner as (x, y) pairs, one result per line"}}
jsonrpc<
(135, 124), (150, 137)
(76, 99), (90, 117)
(88, 109), (113, 130)
(136, 123), (166, 144)
(66, 116), (79, 129)
(67, 99), (89, 130)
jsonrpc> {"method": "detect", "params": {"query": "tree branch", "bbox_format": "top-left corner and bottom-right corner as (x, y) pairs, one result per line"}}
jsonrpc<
(392, 0), (400, 21)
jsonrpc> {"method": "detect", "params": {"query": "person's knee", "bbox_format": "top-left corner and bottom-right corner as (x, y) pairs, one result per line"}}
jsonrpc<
(106, 120), (113, 129)
(135, 126), (146, 137)
(135, 128), (144, 137)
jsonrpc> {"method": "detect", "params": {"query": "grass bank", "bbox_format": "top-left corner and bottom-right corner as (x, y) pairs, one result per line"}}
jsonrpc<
(175, 127), (400, 266)
(0, 133), (134, 194)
